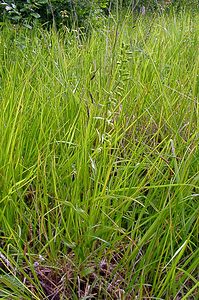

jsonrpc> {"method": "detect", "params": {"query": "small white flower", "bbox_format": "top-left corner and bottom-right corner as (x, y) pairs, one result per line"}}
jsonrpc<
(39, 255), (45, 261)
(5, 6), (12, 11)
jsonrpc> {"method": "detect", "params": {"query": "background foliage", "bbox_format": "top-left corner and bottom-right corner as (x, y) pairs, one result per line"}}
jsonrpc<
(0, 0), (198, 29)
(0, 0), (109, 29)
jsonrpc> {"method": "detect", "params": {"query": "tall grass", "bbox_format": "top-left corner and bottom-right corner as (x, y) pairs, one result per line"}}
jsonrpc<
(0, 11), (199, 299)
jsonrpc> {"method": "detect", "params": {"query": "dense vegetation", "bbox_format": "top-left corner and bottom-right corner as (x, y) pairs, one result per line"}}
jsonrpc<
(0, 0), (198, 29)
(0, 1), (199, 300)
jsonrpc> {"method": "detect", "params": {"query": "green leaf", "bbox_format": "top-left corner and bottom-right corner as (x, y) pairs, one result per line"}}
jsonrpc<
(36, 0), (49, 4)
(30, 12), (41, 19)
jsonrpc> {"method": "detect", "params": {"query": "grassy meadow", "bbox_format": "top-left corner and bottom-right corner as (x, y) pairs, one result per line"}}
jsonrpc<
(0, 11), (199, 299)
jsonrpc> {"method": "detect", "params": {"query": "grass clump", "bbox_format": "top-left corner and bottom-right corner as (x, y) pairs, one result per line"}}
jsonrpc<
(0, 11), (199, 299)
